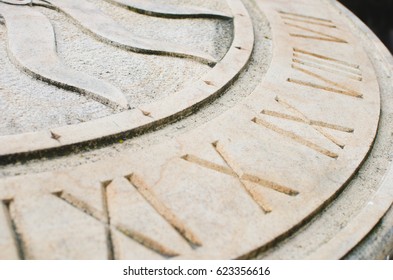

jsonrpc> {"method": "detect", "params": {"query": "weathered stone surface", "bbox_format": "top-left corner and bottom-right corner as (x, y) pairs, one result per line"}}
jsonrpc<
(0, 0), (392, 259)
(0, 4), (128, 110)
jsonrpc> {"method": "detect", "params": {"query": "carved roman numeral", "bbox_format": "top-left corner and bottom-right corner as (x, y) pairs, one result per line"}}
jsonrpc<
(279, 10), (337, 28)
(126, 174), (202, 248)
(288, 48), (363, 98)
(292, 48), (362, 81)
(182, 142), (299, 213)
(253, 96), (354, 159)
(279, 11), (347, 43)
(52, 174), (202, 259)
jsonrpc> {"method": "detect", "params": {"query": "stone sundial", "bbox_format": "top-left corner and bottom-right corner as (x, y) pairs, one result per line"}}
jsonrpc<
(0, 0), (392, 260)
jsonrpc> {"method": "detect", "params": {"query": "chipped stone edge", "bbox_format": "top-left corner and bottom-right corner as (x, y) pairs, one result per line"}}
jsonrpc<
(0, 0), (254, 162)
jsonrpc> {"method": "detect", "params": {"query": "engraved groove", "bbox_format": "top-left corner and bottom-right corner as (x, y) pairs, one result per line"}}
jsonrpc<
(278, 10), (333, 23)
(101, 182), (114, 260)
(284, 23), (347, 43)
(53, 190), (178, 258)
(105, 0), (231, 19)
(181, 154), (237, 177)
(114, 223), (179, 257)
(287, 78), (360, 98)
(264, 96), (354, 149)
(262, 109), (346, 148)
(293, 49), (362, 81)
(2, 200), (25, 260)
(106, 179), (180, 257)
(52, 191), (105, 222)
(289, 65), (363, 98)
(182, 143), (300, 213)
(52, 190), (116, 258)
(261, 110), (354, 133)
(293, 48), (360, 70)
(292, 59), (362, 81)
(252, 117), (339, 159)
(183, 151), (272, 213)
(127, 174), (202, 247)
(289, 33), (345, 43)
(213, 142), (299, 197)
(281, 16), (337, 28)
(240, 174), (299, 196)
(44, 0), (215, 64)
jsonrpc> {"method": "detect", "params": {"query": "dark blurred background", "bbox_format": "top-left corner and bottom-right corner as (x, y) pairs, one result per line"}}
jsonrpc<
(340, 0), (393, 53)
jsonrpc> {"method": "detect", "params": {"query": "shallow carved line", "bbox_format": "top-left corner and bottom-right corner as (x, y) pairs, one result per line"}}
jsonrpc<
(182, 142), (300, 213)
(267, 96), (354, 148)
(182, 150), (272, 213)
(213, 142), (299, 197)
(289, 65), (363, 98)
(240, 174), (299, 196)
(292, 59), (362, 81)
(289, 33), (345, 43)
(261, 110), (354, 133)
(105, 0), (231, 19)
(287, 77), (361, 98)
(106, 179), (179, 257)
(127, 174), (202, 247)
(293, 48), (362, 80)
(293, 48), (360, 70)
(53, 190), (117, 258)
(52, 190), (178, 258)
(54, 190), (106, 222)
(278, 10), (333, 23)
(45, 0), (215, 64)
(101, 182), (114, 260)
(0, 4), (129, 110)
(1, 199), (25, 260)
(281, 16), (337, 28)
(285, 23), (347, 43)
(114, 222), (179, 257)
(252, 117), (339, 159)
(181, 154), (237, 177)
